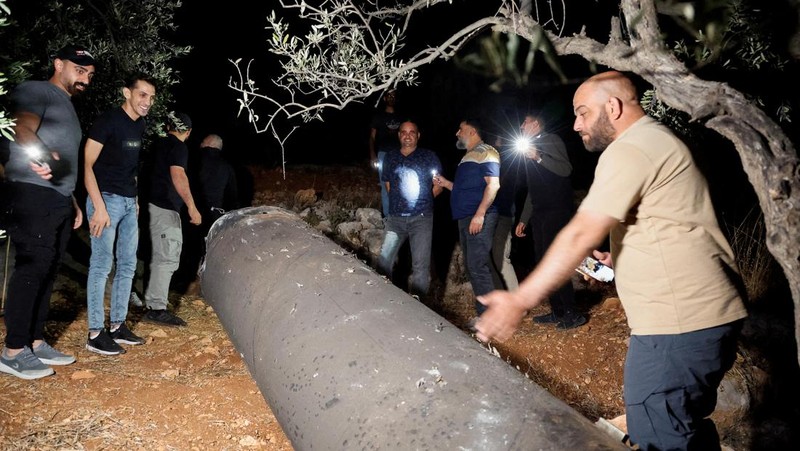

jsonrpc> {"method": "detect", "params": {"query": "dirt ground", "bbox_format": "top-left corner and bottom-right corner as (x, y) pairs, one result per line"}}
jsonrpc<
(0, 164), (750, 450)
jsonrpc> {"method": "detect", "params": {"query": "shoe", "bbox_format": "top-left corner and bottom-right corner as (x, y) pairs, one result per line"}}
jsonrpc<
(129, 291), (144, 308)
(143, 309), (187, 327)
(110, 323), (145, 345)
(557, 313), (588, 330)
(0, 346), (55, 380)
(32, 341), (76, 365)
(86, 329), (126, 355)
(533, 312), (559, 324)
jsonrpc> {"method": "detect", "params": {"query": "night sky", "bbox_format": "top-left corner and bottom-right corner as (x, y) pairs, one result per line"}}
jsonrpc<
(169, 1), (617, 177)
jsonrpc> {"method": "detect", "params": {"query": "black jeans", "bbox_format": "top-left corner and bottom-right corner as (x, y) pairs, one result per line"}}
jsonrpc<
(2, 182), (73, 349)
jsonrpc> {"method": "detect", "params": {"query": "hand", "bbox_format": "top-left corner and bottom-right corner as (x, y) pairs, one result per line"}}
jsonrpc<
(433, 174), (450, 190)
(524, 147), (541, 163)
(475, 290), (530, 343)
(515, 222), (526, 238)
(593, 250), (613, 268)
(29, 151), (60, 180)
(469, 215), (484, 235)
(73, 206), (83, 229)
(188, 206), (202, 225)
(89, 207), (111, 238)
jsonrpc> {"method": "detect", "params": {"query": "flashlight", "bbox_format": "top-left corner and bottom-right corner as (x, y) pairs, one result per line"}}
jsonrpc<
(24, 144), (50, 169)
(431, 169), (438, 177)
(514, 137), (531, 153)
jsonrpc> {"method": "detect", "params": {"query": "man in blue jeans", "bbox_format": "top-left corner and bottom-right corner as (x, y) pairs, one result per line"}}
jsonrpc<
(378, 120), (442, 300)
(434, 117), (500, 317)
(84, 73), (157, 355)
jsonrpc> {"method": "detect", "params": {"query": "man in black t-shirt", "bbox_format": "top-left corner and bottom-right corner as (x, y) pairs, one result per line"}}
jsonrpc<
(143, 112), (200, 327)
(368, 89), (401, 216)
(84, 73), (156, 356)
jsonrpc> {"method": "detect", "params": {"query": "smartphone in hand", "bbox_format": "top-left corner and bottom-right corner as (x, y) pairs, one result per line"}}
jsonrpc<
(576, 256), (615, 282)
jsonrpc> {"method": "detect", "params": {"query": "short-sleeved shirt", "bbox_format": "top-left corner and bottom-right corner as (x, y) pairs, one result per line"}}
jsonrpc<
(381, 147), (442, 216)
(370, 110), (402, 153)
(579, 116), (747, 335)
(450, 143), (500, 220)
(87, 107), (146, 198)
(3, 81), (81, 197)
(149, 134), (189, 212)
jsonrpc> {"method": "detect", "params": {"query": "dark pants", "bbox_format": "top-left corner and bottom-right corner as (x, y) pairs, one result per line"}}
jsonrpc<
(529, 208), (575, 317)
(624, 321), (742, 451)
(457, 212), (498, 314)
(2, 182), (72, 349)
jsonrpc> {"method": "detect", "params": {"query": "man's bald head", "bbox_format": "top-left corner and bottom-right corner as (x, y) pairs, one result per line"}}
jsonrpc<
(572, 71), (646, 152)
(201, 134), (223, 150)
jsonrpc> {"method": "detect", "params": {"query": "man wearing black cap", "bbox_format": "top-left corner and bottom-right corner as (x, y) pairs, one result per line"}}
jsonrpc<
(142, 112), (200, 327)
(84, 73), (156, 355)
(0, 45), (95, 379)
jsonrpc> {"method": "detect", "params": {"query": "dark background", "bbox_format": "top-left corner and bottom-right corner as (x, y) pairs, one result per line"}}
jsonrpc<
(169, 1), (620, 182)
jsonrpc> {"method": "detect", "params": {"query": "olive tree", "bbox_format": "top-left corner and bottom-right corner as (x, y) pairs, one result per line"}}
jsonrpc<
(0, 0), (190, 136)
(0, 0), (14, 139)
(230, 0), (800, 365)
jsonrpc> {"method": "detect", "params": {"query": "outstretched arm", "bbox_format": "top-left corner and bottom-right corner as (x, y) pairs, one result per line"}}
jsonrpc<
(476, 209), (617, 342)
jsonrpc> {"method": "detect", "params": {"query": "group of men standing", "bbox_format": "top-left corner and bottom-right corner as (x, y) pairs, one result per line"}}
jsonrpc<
(0, 45), (238, 378)
(373, 72), (747, 450)
(372, 92), (582, 330)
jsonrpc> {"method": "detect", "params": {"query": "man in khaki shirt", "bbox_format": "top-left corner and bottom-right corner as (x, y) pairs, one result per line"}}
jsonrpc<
(476, 71), (747, 451)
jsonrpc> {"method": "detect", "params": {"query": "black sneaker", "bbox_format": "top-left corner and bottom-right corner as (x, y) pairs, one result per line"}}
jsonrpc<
(533, 312), (559, 324)
(86, 329), (126, 355)
(110, 323), (145, 345)
(143, 309), (187, 327)
(557, 313), (588, 330)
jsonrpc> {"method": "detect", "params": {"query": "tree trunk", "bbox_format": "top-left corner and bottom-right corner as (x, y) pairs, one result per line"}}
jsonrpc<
(500, 0), (800, 365)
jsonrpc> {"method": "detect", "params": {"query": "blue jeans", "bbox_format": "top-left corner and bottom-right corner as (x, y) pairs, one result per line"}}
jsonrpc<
(86, 193), (138, 332)
(378, 214), (433, 297)
(624, 321), (741, 451)
(457, 212), (498, 314)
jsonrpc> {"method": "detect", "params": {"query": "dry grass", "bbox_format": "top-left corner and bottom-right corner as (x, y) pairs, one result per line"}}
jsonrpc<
(723, 208), (778, 303)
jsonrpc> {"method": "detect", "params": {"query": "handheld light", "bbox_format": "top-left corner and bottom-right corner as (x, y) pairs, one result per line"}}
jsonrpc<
(514, 137), (531, 153)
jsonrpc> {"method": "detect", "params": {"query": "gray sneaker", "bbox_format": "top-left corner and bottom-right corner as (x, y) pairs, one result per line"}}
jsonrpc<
(0, 346), (55, 380)
(32, 341), (76, 365)
(129, 291), (144, 308)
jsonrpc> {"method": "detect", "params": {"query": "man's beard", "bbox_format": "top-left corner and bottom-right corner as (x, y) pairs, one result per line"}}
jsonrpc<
(68, 82), (89, 97)
(583, 110), (615, 152)
(456, 139), (467, 150)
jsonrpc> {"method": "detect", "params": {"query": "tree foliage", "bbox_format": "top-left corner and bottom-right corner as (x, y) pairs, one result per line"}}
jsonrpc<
(232, 0), (800, 366)
(0, 0), (190, 138)
(0, 0), (14, 140)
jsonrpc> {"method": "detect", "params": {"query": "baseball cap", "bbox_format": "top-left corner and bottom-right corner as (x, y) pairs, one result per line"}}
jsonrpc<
(169, 111), (193, 132)
(54, 45), (97, 67)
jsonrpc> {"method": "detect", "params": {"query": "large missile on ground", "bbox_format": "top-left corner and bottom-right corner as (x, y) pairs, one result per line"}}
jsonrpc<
(200, 206), (625, 450)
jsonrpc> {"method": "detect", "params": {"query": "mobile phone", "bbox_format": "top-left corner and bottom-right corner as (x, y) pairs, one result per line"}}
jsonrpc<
(576, 256), (614, 282)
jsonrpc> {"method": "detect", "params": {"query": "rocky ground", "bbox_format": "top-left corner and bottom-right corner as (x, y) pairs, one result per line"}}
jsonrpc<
(0, 164), (796, 450)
